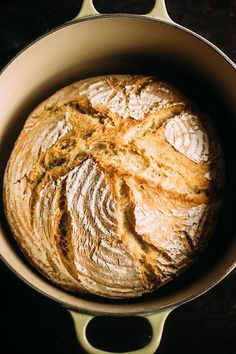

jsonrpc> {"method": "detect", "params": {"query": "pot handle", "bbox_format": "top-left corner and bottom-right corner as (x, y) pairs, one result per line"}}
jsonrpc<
(74, 0), (172, 22)
(69, 309), (173, 354)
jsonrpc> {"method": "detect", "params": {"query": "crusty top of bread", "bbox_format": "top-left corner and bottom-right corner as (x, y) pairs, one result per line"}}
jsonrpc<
(3, 75), (224, 298)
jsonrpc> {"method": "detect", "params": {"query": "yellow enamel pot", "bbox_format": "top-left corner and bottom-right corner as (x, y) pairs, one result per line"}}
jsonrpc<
(0, 1), (235, 353)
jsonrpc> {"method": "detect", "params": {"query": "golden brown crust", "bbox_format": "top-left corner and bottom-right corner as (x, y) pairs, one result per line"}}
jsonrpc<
(3, 75), (224, 298)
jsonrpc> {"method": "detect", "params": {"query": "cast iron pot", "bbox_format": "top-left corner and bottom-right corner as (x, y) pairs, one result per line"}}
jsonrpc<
(0, 1), (235, 353)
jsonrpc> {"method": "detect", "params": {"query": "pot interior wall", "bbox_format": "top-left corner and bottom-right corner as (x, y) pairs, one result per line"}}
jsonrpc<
(0, 16), (235, 315)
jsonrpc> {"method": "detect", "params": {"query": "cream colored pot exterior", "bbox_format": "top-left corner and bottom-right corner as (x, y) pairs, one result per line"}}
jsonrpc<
(0, 0), (235, 353)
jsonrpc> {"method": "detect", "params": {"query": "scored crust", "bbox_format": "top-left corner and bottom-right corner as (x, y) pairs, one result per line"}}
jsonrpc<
(3, 75), (224, 298)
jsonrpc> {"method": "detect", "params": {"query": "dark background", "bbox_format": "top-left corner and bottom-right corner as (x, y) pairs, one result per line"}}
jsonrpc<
(0, 1), (235, 353)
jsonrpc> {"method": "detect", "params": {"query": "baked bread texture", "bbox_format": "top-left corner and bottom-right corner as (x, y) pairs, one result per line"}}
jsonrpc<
(3, 75), (224, 298)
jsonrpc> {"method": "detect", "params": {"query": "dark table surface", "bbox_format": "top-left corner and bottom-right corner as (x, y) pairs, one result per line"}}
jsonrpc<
(0, 1), (235, 353)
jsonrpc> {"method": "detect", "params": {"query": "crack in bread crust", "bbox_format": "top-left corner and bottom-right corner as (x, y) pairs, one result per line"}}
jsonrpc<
(3, 75), (224, 299)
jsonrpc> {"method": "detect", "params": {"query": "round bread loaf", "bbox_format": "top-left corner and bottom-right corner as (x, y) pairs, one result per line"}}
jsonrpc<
(3, 75), (224, 298)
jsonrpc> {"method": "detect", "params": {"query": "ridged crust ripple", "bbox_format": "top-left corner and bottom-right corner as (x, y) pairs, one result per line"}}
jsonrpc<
(3, 75), (224, 298)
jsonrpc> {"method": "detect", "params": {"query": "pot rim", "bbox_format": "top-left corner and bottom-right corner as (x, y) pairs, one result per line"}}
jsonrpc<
(0, 13), (235, 78)
(0, 13), (235, 316)
(1, 252), (235, 316)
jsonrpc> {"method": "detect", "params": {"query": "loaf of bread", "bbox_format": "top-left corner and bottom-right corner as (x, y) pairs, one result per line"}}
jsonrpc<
(3, 75), (224, 298)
